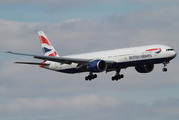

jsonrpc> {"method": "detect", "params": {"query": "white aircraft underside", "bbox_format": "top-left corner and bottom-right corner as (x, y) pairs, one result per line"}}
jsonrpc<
(7, 31), (177, 81)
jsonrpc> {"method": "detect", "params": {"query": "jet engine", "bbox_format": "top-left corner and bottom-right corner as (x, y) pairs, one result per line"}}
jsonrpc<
(135, 64), (154, 73)
(87, 60), (107, 72)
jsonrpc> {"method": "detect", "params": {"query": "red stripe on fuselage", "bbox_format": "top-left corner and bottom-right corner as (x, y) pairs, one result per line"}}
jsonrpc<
(146, 48), (161, 51)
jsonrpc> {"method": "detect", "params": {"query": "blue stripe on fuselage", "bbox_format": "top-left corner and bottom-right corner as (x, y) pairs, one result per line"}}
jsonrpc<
(55, 57), (174, 74)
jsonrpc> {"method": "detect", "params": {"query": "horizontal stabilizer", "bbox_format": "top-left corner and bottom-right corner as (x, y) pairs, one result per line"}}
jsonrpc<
(15, 62), (50, 65)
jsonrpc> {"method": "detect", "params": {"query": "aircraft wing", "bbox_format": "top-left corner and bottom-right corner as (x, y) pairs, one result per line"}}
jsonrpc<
(7, 51), (116, 65)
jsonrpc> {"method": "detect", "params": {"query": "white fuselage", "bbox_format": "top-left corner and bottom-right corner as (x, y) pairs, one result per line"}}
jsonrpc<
(8, 31), (177, 80)
(43, 44), (176, 73)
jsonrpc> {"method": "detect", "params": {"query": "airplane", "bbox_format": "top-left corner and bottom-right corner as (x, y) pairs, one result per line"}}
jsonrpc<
(7, 31), (177, 81)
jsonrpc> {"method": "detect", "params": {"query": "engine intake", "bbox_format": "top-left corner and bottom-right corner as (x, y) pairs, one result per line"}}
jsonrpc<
(88, 60), (107, 72)
(135, 64), (154, 73)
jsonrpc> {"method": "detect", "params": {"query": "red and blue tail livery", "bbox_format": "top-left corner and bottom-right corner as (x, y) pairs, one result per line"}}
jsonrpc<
(7, 31), (177, 81)
(38, 31), (59, 57)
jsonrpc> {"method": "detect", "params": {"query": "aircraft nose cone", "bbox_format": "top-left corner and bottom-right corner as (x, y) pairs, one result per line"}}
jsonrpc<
(174, 51), (177, 57)
(172, 50), (177, 58)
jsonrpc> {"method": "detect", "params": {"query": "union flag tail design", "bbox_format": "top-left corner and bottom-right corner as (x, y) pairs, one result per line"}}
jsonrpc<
(38, 31), (59, 57)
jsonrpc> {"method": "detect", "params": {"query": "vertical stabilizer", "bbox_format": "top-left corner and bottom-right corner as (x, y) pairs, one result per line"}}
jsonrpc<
(38, 31), (59, 57)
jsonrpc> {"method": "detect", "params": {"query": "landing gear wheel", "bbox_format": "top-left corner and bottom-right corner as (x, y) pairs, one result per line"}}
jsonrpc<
(112, 76), (115, 81)
(162, 68), (167, 72)
(120, 74), (124, 79)
(111, 69), (124, 81)
(111, 74), (124, 81)
(85, 73), (97, 81)
(94, 74), (97, 78)
(162, 61), (168, 72)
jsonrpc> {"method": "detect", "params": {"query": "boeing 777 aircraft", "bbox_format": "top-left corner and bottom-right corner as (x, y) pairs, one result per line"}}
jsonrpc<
(7, 31), (177, 81)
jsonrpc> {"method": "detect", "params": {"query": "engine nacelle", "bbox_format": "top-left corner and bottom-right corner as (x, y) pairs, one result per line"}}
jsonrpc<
(135, 64), (154, 73)
(87, 60), (107, 72)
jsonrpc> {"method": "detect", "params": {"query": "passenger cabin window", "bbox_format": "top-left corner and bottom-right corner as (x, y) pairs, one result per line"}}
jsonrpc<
(166, 49), (174, 51)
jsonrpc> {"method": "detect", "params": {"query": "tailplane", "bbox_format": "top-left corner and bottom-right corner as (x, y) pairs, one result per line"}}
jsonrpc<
(38, 31), (59, 57)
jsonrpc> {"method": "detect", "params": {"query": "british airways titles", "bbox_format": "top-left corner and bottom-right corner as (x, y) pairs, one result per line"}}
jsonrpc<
(129, 54), (152, 60)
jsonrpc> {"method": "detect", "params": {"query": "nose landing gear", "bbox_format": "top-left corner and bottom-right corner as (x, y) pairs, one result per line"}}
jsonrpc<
(162, 61), (169, 72)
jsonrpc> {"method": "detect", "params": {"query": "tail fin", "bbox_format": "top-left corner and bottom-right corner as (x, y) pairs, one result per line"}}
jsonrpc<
(38, 31), (59, 57)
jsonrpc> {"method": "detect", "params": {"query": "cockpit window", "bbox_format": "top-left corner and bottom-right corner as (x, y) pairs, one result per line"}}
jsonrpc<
(166, 49), (174, 51)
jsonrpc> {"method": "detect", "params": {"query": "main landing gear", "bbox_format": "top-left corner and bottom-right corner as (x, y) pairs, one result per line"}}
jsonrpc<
(85, 72), (97, 81)
(112, 69), (124, 81)
(162, 61), (169, 72)
(85, 69), (124, 81)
